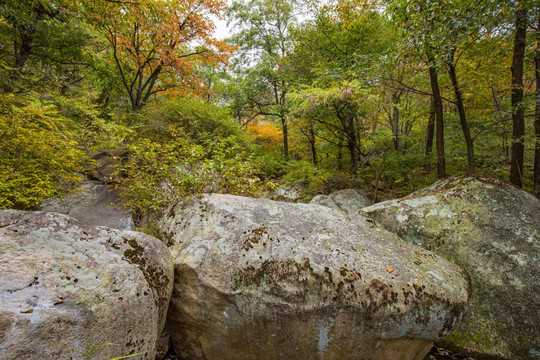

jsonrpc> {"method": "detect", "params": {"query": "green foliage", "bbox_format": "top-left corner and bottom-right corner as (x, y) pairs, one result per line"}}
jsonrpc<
(281, 160), (332, 192)
(112, 98), (271, 220)
(133, 97), (241, 143)
(0, 0), (538, 221)
(116, 134), (263, 221)
(0, 94), (89, 209)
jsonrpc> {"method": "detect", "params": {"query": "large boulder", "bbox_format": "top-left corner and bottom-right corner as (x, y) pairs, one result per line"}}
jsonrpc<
(159, 194), (470, 360)
(310, 189), (372, 214)
(0, 210), (174, 359)
(40, 180), (134, 231)
(362, 177), (540, 360)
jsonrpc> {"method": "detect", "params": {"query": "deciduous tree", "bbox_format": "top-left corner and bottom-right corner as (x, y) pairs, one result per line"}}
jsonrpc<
(87, 0), (232, 111)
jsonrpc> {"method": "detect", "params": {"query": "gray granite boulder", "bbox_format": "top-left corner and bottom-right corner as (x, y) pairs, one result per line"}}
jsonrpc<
(363, 177), (540, 360)
(159, 194), (470, 360)
(0, 210), (173, 359)
(40, 180), (134, 231)
(310, 189), (372, 214)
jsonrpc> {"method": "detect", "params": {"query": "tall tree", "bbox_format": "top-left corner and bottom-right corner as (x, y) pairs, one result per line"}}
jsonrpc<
(427, 52), (446, 178)
(388, 0), (448, 178)
(227, 0), (297, 159)
(87, 0), (231, 111)
(446, 46), (475, 175)
(289, 8), (389, 174)
(0, 0), (91, 90)
(510, 1), (528, 187)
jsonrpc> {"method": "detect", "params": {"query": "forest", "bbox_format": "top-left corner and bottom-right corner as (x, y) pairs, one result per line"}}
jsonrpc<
(1, 0), (539, 222)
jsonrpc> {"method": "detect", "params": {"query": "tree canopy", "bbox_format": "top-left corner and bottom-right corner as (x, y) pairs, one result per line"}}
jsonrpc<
(1, 0), (540, 215)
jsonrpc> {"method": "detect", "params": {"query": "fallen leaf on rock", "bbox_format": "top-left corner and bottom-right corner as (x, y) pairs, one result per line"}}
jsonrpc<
(387, 267), (393, 273)
(20, 309), (33, 314)
(53, 300), (63, 305)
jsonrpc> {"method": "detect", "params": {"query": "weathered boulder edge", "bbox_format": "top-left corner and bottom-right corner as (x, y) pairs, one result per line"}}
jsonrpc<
(0, 210), (174, 360)
(362, 177), (540, 360)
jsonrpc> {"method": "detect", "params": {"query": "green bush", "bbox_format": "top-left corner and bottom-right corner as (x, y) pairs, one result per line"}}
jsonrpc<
(0, 94), (89, 209)
(133, 97), (241, 143)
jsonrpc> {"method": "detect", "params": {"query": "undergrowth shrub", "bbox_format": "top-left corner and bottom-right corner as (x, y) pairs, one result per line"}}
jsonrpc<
(116, 130), (268, 222)
(0, 94), (90, 209)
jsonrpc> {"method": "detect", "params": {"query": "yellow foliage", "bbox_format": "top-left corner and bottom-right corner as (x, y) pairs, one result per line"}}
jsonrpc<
(246, 122), (283, 146)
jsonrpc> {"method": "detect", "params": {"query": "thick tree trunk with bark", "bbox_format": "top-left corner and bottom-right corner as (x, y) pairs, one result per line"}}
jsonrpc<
(338, 114), (359, 176)
(426, 97), (435, 156)
(510, 3), (528, 187)
(14, 29), (35, 69)
(534, 10), (540, 189)
(447, 50), (475, 175)
(428, 61), (446, 178)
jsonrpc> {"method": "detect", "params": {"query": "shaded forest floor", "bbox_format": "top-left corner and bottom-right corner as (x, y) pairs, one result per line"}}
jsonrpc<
(425, 346), (477, 360)
(161, 345), (478, 359)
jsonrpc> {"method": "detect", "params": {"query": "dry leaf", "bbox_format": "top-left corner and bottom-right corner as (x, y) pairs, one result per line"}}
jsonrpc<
(20, 309), (33, 314)
(387, 267), (393, 273)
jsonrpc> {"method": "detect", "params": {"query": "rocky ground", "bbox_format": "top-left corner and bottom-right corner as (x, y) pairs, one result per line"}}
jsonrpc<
(159, 345), (477, 360)
(425, 346), (477, 360)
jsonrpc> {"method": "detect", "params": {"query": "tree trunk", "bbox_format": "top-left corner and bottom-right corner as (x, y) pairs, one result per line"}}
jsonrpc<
(347, 138), (359, 176)
(428, 61), (446, 178)
(425, 97), (435, 156)
(345, 116), (359, 175)
(510, 3), (528, 187)
(534, 9), (540, 189)
(281, 116), (289, 161)
(447, 50), (475, 175)
(309, 123), (317, 165)
(14, 29), (35, 69)
(337, 137), (343, 171)
(391, 105), (401, 152)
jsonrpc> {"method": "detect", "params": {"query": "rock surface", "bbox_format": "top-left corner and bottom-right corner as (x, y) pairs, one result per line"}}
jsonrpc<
(40, 180), (134, 231)
(362, 177), (540, 360)
(271, 183), (306, 202)
(0, 210), (173, 360)
(310, 189), (372, 213)
(159, 194), (470, 360)
(89, 150), (123, 184)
